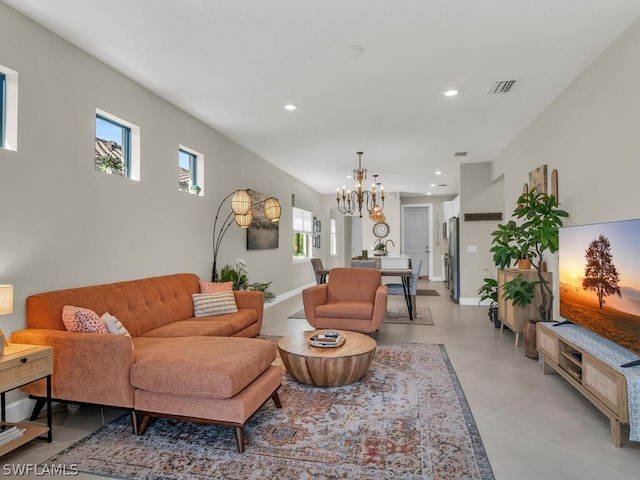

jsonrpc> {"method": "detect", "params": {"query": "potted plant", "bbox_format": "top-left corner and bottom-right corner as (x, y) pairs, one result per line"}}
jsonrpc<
(191, 185), (202, 195)
(477, 276), (500, 327)
(490, 190), (569, 323)
(373, 240), (387, 256)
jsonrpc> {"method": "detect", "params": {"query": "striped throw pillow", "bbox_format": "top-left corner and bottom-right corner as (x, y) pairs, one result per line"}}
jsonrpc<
(192, 291), (238, 317)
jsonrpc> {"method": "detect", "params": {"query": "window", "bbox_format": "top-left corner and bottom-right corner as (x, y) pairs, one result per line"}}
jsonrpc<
(0, 72), (5, 148)
(0, 64), (18, 151)
(292, 207), (313, 259)
(178, 145), (204, 194)
(330, 218), (337, 256)
(95, 115), (129, 176)
(95, 109), (140, 180)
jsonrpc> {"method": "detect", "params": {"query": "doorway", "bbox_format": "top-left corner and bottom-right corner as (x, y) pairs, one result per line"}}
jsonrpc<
(401, 205), (431, 278)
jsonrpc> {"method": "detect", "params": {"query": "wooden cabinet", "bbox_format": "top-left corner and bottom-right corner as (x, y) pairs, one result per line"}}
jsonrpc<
(537, 322), (629, 447)
(0, 344), (53, 457)
(497, 268), (552, 346)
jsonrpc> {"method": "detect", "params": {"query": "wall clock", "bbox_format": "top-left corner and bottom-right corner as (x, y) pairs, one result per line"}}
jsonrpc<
(373, 222), (390, 238)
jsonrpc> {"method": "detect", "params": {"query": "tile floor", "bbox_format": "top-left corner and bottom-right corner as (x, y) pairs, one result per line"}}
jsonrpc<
(2, 280), (639, 479)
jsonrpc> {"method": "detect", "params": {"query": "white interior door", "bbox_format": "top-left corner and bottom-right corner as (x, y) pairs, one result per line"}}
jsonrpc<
(402, 205), (431, 277)
(351, 216), (363, 258)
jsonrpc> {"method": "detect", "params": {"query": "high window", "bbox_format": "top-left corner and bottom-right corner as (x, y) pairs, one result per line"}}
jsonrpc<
(292, 207), (313, 260)
(0, 72), (5, 148)
(95, 109), (140, 180)
(0, 64), (18, 151)
(178, 146), (204, 194)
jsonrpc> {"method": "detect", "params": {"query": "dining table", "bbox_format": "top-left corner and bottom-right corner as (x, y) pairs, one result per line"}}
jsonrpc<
(315, 267), (415, 320)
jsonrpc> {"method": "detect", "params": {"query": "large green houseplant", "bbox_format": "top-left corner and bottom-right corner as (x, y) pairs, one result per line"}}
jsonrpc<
(490, 190), (569, 322)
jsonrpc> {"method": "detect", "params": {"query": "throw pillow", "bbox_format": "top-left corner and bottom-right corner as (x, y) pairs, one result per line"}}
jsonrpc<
(101, 313), (131, 337)
(192, 291), (238, 317)
(62, 305), (109, 334)
(199, 280), (234, 294)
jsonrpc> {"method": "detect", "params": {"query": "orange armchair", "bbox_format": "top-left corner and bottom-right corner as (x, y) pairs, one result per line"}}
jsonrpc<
(302, 268), (388, 334)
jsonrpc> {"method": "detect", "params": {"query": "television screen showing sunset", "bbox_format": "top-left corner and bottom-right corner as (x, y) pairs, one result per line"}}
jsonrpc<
(559, 219), (640, 355)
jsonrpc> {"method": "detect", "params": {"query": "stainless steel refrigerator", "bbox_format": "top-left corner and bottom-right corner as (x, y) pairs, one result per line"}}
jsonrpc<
(448, 216), (460, 303)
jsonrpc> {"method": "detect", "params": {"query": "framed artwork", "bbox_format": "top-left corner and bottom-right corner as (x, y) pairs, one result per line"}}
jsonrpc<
(529, 165), (547, 194)
(313, 217), (319, 233)
(247, 189), (279, 250)
(317, 221), (321, 233)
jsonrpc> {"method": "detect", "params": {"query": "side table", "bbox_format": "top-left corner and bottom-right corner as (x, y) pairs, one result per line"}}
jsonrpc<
(0, 344), (53, 456)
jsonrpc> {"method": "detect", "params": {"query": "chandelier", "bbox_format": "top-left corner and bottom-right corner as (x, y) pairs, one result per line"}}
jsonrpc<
(336, 152), (385, 218)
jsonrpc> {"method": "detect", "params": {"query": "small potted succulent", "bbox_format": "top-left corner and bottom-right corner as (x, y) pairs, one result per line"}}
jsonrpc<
(191, 184), (202, 195)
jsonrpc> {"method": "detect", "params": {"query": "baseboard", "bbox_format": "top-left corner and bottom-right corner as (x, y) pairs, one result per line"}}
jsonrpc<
(5, 396), (38, 422)
(459, 297), (482, 306)
(265, 282), (315, 308)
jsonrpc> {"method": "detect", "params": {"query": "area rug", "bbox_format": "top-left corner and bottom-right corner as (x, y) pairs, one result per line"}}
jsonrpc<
(417, 289), (440, 296)
(44, 343), (493, 480)
(288, 304), (434, 326)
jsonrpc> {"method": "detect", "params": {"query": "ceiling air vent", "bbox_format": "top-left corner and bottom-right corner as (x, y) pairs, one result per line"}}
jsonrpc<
(438, 184), (447, 187)
(454, 152), (468, 157)
(488, 79), (518, 95)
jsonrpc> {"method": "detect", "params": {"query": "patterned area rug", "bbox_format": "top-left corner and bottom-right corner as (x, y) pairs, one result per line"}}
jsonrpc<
(288, 303), (434, 326)
(45, 343), (493, 480)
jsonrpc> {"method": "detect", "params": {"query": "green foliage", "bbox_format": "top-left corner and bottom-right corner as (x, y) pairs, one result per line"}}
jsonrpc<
(95, 155), (124, 174)
(477, 276), (498, 320)
(490, 192), (568, 269)
(219, 262), (274, 303)
(489, 190), (569, 322)
(502, 275), (538, 309)
(478, 277), (498, 305)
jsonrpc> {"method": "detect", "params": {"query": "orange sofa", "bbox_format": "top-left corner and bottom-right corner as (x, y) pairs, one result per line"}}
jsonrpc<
(10, 273), (282, 452)
(302, 267), (388, 333)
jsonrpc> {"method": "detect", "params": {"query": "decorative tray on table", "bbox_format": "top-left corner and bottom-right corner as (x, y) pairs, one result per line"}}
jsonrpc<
(309, 330), (346, 348)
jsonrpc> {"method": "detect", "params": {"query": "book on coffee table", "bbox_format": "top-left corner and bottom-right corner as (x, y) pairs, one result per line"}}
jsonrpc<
(309, 330), (346, 348)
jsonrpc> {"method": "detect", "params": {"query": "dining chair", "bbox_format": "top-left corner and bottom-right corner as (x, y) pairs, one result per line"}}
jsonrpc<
(385, 259), (423, 315)
(310, 258), (326, 284)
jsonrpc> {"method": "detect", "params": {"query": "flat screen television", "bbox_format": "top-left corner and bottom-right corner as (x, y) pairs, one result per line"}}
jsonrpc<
(559, 218), (640, 361)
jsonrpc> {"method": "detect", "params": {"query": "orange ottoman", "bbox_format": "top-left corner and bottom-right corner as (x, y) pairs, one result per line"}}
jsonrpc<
(130, 336), (282, 452)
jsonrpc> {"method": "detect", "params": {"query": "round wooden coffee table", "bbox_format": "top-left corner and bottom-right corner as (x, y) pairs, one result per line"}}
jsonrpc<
(277, 330), (377, 387)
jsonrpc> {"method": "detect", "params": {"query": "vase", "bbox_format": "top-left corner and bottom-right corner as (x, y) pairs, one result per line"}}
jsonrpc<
(524, 320), (538, 359)
(517, 259), (531, 269)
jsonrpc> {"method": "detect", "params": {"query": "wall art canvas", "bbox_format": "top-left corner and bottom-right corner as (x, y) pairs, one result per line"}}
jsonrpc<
(247, 189), (279, 250)
(529, 164), (547, 194)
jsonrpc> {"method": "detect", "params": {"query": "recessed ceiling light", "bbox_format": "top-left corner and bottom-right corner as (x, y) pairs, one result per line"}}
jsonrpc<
(435, 170), (442, 175)
(284, 104), (297, 111)
(346, 45), (364, 57)
(443, 90), (458, 97)
(429, 183), (436, 187)
(426, 192), (432, 196)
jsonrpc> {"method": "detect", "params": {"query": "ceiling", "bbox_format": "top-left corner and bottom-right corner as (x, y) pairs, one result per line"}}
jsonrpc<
(4, 1), (640, 197)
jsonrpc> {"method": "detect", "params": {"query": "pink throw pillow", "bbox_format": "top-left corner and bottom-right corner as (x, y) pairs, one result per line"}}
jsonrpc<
(199, 280), (233, 294)
(62, 305), (109, 334)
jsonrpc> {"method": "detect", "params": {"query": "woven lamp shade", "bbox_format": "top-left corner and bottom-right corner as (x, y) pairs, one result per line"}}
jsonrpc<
(230, 190), (252, 215)
(0, 285), (13, 315)
(234, 210), (254, 228)
(263, 197), (281, 222)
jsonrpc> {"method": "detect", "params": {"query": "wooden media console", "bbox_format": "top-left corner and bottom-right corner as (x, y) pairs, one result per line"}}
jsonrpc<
(537, 322), (632, 447)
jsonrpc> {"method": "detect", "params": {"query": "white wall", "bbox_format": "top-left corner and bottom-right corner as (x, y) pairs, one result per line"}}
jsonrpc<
(458, 163), (503, 303)
(0, 3), (323, 338)
(487, 17), (640, 317)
